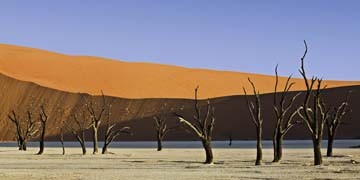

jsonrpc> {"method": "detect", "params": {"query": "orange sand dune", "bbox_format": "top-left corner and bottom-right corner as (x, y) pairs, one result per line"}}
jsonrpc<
(0, 44), (358, 99)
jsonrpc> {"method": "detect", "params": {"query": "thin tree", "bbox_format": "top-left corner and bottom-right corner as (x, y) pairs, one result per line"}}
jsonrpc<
(81, 91), (107, 154)
(297, 40), (329, 165)
(154, 104), (178, 151)
(326, 92), (351, 157)
(59, 127), (65, 155)
(175, 86), (215, 164)
(37, 105), (48, 155)
(102, 103), (131, 154)
(8, 109), (40, 151)
(243, 78), (263, 166)
(65, 112), (88, 155)
(272, 65), (301, 162)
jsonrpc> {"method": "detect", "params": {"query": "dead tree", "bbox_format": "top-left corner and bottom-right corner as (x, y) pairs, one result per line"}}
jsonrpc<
(8, 110), (40, 151)
(326, 92), (351, 157)
(175, 86), (215, 164)
(60, 127), (65, 155)
(297, 40), (329, 165)
(102, 103), (131, 154)
(272, 65), (301, 162)
(65, 112), (88, 155)
(37, 105), (48, 155)
(154, 104), (178, 151)
(81, 91), (107, 154)
(243, 78), (263, 166)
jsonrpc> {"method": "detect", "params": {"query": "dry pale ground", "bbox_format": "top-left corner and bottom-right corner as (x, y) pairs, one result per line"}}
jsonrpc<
(0, 147), (359, 180)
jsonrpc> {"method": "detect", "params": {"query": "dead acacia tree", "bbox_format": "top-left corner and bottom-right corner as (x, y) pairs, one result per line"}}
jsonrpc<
(272, 65), (301, 162)
(59, 127), (65, 155)
(102, 103), (131, 154)
(65, 112), (88, 155)
(243, 78), (263, 166)
(81, 91), (107, 154)
(326, 92), (351, 157)
(175, 86), (215, 164)
(154, 104), (178, 151)
(297, 40), (329, 165)
(8, 109), (40, 151)
(37, 105), (48, 155)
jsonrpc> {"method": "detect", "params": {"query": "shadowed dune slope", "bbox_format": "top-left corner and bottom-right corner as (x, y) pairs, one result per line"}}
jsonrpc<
(0, 73), (359, 141)
(0, 44), (359, 99)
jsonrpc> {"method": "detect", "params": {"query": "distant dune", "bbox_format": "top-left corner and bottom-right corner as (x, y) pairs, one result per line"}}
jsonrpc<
(0, 43), (358, 141)
(0, 44), (359, 99)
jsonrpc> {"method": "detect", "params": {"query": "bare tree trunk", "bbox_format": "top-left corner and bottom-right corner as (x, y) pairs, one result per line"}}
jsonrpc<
(273, 130), (283, 162)
(256, 127), (262, 166)
(313, 139), (322, 165)
(92, 127), (99, 154)
(327, 134), (334, 157)
(37, 128), (46, 155)
(21, 140), (27, 151)
(157, 135), (163, 151)
(102, 143), (109, 154)
(202, 139), (213, 164)
(80, 142), (86, 155)
(60, 136), (65, 155)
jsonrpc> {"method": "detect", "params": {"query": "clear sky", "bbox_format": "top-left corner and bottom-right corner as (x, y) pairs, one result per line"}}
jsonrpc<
(0, 0), (359, 80)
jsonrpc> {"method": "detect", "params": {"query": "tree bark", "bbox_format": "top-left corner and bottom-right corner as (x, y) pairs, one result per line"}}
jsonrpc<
(21, 140), (27, 151)
(37, 127), (46, 155)
(92, 127), (99, 154)
(102, 143), (109, 154)
(81, 142), (87, 155)
(157, 135), (163, 151)
(255, 127), (262, 166)
(313, 139), (323, 165)
(327, 135), (334, 157)
(276, 135), (283, 161)
(202, 139), (213, 164)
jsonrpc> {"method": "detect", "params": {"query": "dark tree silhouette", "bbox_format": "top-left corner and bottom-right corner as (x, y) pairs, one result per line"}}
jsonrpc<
(59, 127), (65, 155)
(297, 40), (329, 165)
(243, 78), (263, 166)
(81, 91), (107, 154)
(326, 92), (351, 157)
(37, 105), (48, 155)
(65, 112), (89, 155)
(154, 104), (178, 151)
(272, 65), (301, 162)
(175, 86), (215, 164)
(8, 109), (40, 151)
(102, 103), (131, 154)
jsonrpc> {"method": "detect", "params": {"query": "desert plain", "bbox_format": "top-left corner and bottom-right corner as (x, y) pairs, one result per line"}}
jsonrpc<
(0, 146), (358, 180)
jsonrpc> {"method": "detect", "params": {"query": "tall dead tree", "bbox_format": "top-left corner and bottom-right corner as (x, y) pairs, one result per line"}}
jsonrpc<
(37, 105), (48, 155)
(81, 91), (107, 154)
(326, 92), (351, 157)
(175, 86), (215, 164)
(243, 78), (263, 166)
(297, 40), (329, 165)
(8, 110), (40, 151)
(154, 104), (178, 151)
(272, 65), (301, 162)
(102, 103), (131, 154)
(65, 112), (88, 155)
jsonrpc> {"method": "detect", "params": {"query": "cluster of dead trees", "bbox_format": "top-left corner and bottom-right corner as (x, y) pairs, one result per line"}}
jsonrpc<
(7, 91), (131, 155)
(242, 40), (351, 166)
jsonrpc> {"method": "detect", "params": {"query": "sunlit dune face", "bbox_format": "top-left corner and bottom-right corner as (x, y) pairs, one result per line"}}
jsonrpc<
(0, 44), (359, 99)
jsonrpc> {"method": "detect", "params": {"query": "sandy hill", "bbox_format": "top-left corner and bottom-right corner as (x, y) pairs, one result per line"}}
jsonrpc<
(0, 44), (358, 99)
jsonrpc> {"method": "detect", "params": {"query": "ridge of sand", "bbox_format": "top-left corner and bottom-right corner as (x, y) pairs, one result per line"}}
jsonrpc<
(0, 43), (359, 99)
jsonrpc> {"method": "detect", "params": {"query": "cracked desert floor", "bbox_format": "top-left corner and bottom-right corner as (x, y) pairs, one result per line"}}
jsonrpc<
(0, 147), (359, 180)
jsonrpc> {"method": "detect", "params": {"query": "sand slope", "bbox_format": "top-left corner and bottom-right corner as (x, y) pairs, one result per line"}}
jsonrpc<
(0, 44), (359, 99)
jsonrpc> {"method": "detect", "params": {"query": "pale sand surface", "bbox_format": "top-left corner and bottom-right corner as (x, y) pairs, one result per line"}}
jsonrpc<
(0, 44), (359, 99)
(0, 147), (358, 180)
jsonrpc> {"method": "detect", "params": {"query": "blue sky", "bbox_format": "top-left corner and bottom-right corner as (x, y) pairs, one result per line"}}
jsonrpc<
(0, 0), (359, 80)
